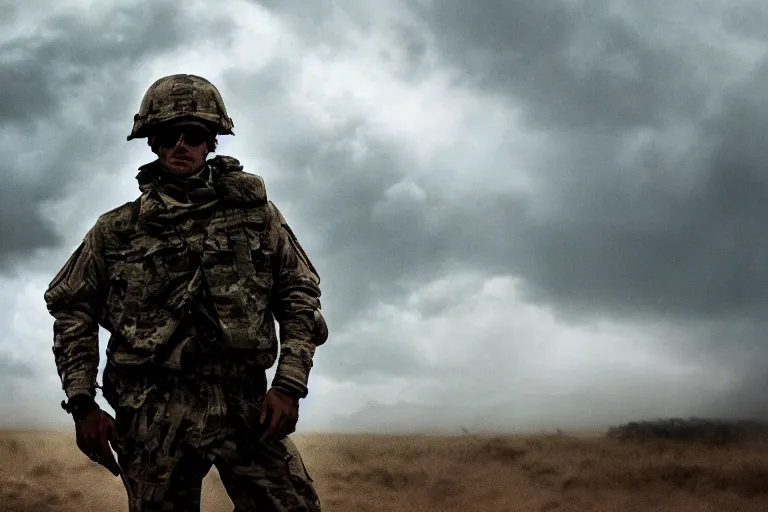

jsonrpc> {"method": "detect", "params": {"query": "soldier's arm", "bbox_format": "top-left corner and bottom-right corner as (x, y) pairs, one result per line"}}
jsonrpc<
(269, 202), (328, 400)
(44, 224), (108, 401)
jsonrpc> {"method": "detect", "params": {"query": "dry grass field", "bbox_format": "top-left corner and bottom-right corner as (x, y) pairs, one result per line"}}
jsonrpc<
(3, 421), (768, 511)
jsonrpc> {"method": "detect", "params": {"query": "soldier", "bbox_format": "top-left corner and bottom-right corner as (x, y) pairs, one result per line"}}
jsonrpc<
(44, 74), (328, 511)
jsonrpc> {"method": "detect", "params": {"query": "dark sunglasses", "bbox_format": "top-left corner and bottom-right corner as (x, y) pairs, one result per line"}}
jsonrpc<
(153, 126), (211, 148)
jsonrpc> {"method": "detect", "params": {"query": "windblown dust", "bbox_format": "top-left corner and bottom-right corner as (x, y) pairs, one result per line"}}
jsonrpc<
(2, 429), (768, 511)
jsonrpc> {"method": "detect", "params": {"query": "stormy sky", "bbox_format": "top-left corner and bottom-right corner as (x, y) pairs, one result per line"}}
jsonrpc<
(2, 0), (768, 433)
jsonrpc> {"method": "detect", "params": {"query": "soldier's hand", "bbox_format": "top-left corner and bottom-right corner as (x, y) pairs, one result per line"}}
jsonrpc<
(75, 408), (122, 477)
(259, 388), (299, 443)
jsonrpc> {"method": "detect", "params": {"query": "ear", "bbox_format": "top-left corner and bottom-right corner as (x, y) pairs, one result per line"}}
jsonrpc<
(148, 136), (159, 155)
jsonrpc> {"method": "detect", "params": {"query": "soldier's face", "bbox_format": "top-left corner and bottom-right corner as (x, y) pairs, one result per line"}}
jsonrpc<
(153, 126), (210, 175)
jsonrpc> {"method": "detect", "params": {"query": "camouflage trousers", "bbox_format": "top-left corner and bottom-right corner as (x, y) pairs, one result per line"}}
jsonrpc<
(109, 372), (321, 512)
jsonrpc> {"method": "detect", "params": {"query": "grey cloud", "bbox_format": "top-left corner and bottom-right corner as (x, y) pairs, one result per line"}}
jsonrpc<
(0, 371), (71, 429)
(330, 383), (713, 434)
(228, 0), (768, 325)
(248, 0), (385, 45)
(268, 137), (454, 324)
(311, 276), (490, 383)
(388, 0), (768, 324)
(330, 343), (768, 434)
(1, 3), (228, 128)
(0, 2), (232, 267)
(504, 59), (768, 323)
(724, 4), (768, 38)
(690, 320), (768, 421)
(216, 1), (768, 420)
(413, 0), (709, 131)
(0, 355), (35, 379)
(316, 341), (426, 383)
(223, 68), (431, 321)
(0, 181), (62, 263)
(225, 63), (506, 328)
(225, 0), (744, 324)
(704, 372), (768, 421)
(2, 0), (767, 430)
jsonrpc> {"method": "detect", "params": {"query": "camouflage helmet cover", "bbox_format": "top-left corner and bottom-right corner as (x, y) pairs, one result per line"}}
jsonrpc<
(127, 74), (234, 141)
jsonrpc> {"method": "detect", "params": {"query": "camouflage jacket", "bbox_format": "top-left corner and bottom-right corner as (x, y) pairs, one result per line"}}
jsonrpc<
(44, 156), (327, 403)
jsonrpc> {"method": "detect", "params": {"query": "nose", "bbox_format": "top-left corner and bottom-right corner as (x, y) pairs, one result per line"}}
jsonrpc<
(172, 136), (194, 153)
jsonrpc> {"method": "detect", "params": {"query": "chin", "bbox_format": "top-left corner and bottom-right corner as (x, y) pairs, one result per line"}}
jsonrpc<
(167, 163), (197, 175)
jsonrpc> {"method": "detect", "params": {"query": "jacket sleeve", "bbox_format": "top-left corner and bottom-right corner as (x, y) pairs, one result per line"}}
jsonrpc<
(43, 225), (108, 400)
(268, 202), (328, 399)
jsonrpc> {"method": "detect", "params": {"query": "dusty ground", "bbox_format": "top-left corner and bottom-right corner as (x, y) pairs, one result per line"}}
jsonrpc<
(2, 429), (768, 511)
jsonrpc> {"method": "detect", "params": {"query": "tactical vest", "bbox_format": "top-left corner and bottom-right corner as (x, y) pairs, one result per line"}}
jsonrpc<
(104, 157), (289, 368)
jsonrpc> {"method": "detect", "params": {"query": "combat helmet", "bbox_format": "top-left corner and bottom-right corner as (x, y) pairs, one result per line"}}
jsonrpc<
(127, 74), (234, 141)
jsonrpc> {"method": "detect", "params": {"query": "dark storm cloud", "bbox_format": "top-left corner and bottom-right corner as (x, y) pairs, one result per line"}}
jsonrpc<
(225, 112), (454, 324)
(216, 1), (768, 425)
(1, 3), (229, 128)
(222, 69), (421, 319)
(0, 2), (231, 267)
(244, 0), (768, 325)
(397, 0), (768, 423)
(222, 65), (473, 380)
(0, 181), (60, 262)
(410, 0), (709, 130)
(1, 0), (765, 430)
(402, 0), (768, 322)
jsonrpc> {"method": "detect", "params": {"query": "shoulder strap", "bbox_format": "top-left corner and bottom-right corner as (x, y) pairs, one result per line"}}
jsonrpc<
(209, 155), (268, 207)
(268, 201), (320, 280)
